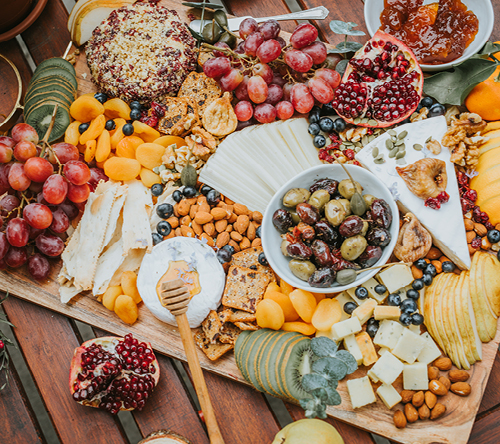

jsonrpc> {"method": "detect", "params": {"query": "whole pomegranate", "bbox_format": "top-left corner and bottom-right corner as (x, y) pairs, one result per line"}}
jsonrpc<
(69, 334), (160, 414)
(332, 30), (423, 128)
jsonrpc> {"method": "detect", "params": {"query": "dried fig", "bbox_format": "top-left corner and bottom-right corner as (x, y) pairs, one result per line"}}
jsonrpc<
(394, 212), (432, 262)
(396, 158), (447, 200)
(202, 92), (237, 136)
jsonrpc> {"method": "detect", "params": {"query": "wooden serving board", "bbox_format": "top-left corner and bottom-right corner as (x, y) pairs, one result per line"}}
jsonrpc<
(3, 1), (500, 443)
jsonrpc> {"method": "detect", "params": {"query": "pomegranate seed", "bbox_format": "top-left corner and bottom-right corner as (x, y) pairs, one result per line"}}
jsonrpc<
(471, 236), (482, 249)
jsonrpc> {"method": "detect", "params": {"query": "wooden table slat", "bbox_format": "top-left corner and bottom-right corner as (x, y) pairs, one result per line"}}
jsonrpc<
(2, 297), (128, 444)
(477, 350), (500, 417)
(469, 407), (500, 444)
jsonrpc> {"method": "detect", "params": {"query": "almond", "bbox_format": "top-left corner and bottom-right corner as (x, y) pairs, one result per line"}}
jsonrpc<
(234, 215), (250, 234)
(404, 403), (419, 423)
(251, 238), (262, 247)
(418, 404), (430, 420)
(216, 232), (230, 248)
(185, 197), (197, 205)
(225, 224), (233, 232)
(425, 391), (437, 409)
(228, 239), (240, 252)
(229, 213), (238, 224)
(393, 410), (407, 429)
(247, 221), (256, 241)
(189, 204), (198, 219)
(411, 265), (423, 279)
(174, 227), (182, 237)
(166, 216), (179, 229)
(412, 391), (424, 408)
(434, 357), (452, 371)
(463, 218), (474, 231)
(426, 246), (442, 260)
(466, 230), (477, 243)
(194, 211), (213, 225)
(199, 203), (210, 213)
(430, 403), (446, 420)
(429, 380), (448, 396)
(180, 226), (195, 238)
(215, 219), (228, 233)
(199, 232), (214, 246)
(240, 237), (251, 250)
(197, 195), (207, 204)
(448, 370), (470, 383)
(450, 382), (471, 396)
(204, 222), (215, 237)
(180, 215), (191, 226)
(438, 376), (451, 391)
(192, 220), (203, 236)
(439, 255), (450, 263)
(231, 231), (243, 242)
(474, 222), (487, 237)
(482, 237), (492, 250)
(428, 366), (440, 381)
(177, 200), (190, 216)
(211, 207), (228, 221)
(224, 196), (235, 205)
(401, 390), (414, 404)
(468, 244), (479, 255)
(252, 211), (263, 223)
(431, 260), (442, 274)
(173, 204), (180, 218)
(496, 223), (500, 231)
(234, 203), (249, 215)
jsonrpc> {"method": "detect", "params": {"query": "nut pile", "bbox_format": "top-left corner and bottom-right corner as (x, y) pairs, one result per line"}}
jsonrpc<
(393, 357), (471, 428)
(410, 246), (458, 280)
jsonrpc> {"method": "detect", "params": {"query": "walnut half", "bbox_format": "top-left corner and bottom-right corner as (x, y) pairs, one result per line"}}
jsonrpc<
(394, 213), (432, 263)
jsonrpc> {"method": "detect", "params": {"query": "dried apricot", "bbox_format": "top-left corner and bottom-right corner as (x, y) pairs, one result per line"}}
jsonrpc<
(102, 285), (123, 311)
(289, 289), (317, 323)
(120, 271), (142, 304)
(110, 119), (127, 150)
(264, 290), (300, 322)
(95, 129), (111, 163)
(104, 157), (141, 181)
(311, 298), (341, 331)
(80, 114), (106, 145)
(84, 139), (97, 163)
(281, 321), (316, 335)
(135, 143), (166, 169)
(312, 292), (326, 303)
(116, 136), (143, 158)
(265, 282), (281, 295)
(114, 294), (138, 324)
(64, 121), (81, 146)
(96, 152), (114, 169)
(140, 168), (161, 187)
(70, 95), (105, 122)
(256, 299), (285, 330)
(154, 135), (187, 148)
(103, 98), (131, 120)
(280, 280), (294, 296)
(133, 121), (160, 143)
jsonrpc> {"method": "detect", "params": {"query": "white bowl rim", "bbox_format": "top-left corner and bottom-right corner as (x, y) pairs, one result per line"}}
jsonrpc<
(261, 164), (399, 294)
(363, 0), (495, 72)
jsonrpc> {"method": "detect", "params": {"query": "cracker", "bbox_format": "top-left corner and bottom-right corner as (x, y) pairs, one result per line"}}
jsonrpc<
(221, 265), (271, 313)
(177, 71), (221, 115)
(231, 247), (276, 282)
(201, 310), (223, 344)
(229, 310), (257, 323)
(218, 308), (234, 324)
(219, 323), (242, 345)
(194, 331), (233, 361)
(234, 322), (259, 331)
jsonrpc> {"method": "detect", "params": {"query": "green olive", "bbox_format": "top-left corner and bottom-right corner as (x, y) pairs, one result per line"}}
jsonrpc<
(218, 31), (237, 49)
(350, 192), (367, 216)
(336, 269), (357, 285)
(360, 221), (369, 237)
(282, 188), (311, 208)
(289, 210), (301, 224)
(289, 259), (316, 281)
(324, 200), (346, 226)
(363, 194), (377, 207)
(339, 179), (363, 199)
(308, 189), (330, 212)
(213, 10), (228, 28)
(202, 21), (222, 44)
(340, 235), (367, 261)
(281, 239), (290, 257)
(337, 199), (351, 216)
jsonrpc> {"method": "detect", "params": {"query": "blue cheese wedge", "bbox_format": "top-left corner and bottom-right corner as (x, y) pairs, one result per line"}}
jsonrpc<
(331, 317), (362, 340)
(403, 362), (429, 390)
(378, 264), (414, 294)
(369, 351), (404, 385)
(374, 320), (404, 350)
(344, 334), (363, 365)
(374, 306), (401, 321)
(347, 376), (377, 409)
(392, 328), (427, 364)
(352, 299), (378, 325)
(417, 331), (443, 364)
(376, 383), (403, 409)
(356, 116), (470, 270)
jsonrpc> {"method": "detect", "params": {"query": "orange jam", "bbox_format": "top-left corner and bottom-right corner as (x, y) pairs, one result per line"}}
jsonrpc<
(380, 0), (479, 64)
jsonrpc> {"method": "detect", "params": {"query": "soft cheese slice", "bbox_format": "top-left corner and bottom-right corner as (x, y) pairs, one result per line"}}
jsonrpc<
(376, 383), (402, 409)
(403, 363), (429, 391)
(347, 376), (377, 409)
(373, 319), (404, 350)
(392, 328), (427, 364)
(285, 118), (324, 167)
(122, 180), (153, 254)
(417, 332), (442, 365)
(356, 116), (470, 270)
(369, 351), (404, 385)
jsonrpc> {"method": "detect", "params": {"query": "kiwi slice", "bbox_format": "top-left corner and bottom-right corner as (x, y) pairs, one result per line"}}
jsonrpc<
(35, 57), (76, 76)
(28, 76), (76, 95)
(25, 91), (73, 114)
(279, 337), (314, 402)
(25, 99), (70, 122)
(239, 329), (273, 386)
(26, 81), (76, 103)
(245, 330), (275, 392)
(234, 330), (252, 369)
(274, 336), (310, 399)
(25, 103), (70, 142)
(30, 68), (78, 90)
(252, 331), (280, 393)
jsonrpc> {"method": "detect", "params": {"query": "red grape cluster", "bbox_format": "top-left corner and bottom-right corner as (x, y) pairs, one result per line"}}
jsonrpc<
(202, 19), (341, 124)
(0, 123), (107, 280)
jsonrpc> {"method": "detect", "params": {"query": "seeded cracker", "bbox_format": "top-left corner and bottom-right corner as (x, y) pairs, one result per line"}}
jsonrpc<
(177, 72), (221, 116)
(229, 310), (257, 323)
(157, 97), (199, 136)
(194, 331), (233, 361)
(219, 323), (242, 345)
(231, 247), (276, 283)
(201, 310), (223, 344)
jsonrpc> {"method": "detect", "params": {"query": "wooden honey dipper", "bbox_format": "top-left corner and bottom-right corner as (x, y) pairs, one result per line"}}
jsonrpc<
(161, 278), (225, 444)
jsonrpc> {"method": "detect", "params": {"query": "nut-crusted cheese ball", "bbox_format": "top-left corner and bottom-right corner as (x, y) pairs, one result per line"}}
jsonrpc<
(86, 3), (197, 103)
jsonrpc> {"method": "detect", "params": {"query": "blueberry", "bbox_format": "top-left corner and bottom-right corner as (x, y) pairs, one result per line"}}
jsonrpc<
(151, 183), (164, 197)
(258, 252), (268, 266)
(130, 108), (142, 121)
(152, 232), (163, 245)
(156, 203), (174, 219)
(414, 258), (427, 270)
(172, 190), (183, 203)
(343, 301), (357, 314)
(429, 103), (446, 117)
(94, 92), (107, 104)
(412, 279), (424, 291)
(222, 244), (235, 255)
(333, 118), (346, 132)
(200, 184), (213, 196)
(217, 248), (232, 264)
(498, 250), (500, 262)
(313, 134), (326, 148)
(425, 263), (437, 277)
(399, 312), (412, 326)
(183, 186), (197, 198)
(441, 261), (455, 273)
(420, 96), (434, 108)
(130, 101), (142, 110)
(105, 119), (116, 131)
(256, 225), (261, 238)
(423, 273), (433, 286)
(367, 317), (379, 326)
(122, 123), (134, 136)
(206, 189), (221, 206)
(156, 220), (172, 236)
(374, 284), (387, 295)
(401, 298), (417, 313)
(487, 229), (500, 243)
(411, 313), (424, 326)
(406, 289), (420, 300)
(366, 323), (379, 338)
(387, 293), (401, 306)
(308, 122), (321, 136)
(78, 123), (89, 134)
(320, 103), (335, 117)
(355, 286), (368, 300)
(319, 117), (334, 132)
(309, 107), (321, 124)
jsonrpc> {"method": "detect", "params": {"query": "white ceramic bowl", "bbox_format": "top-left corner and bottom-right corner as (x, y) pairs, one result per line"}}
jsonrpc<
(261, 164), (399, 294)
(364, 0), (494, 72)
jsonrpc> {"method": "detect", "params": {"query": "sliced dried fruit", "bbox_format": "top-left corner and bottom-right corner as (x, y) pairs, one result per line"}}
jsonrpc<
(104, 157), (141, 181)
(70, 95), (105, 122)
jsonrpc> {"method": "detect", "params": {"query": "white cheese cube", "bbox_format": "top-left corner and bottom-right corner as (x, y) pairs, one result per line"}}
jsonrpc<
(331, 317), (362, 340)
(392, 328), (427, 364)
(346, 287), (366, 306)
(352, 299), (378, 325)
(373, 320), (404, 350)
(378, 264), (414, 293)
(344, 334), (363, 365)
(347, 376), (377, 409)
(315, 329), (338, 341)
(369, 351), (404, 385)
(417, 332), (442, 365)
(376, 383), (402, 409)
(364, 277), (388, 303)
(403, 363), (429, 391)
(408, 323), (422, 335)
(355, 331), (378, 366)
(335, 292), (356, 321)
(367, 369), (379, 383)
(378, 346), (390, 356)
(374, 306), (401, 321)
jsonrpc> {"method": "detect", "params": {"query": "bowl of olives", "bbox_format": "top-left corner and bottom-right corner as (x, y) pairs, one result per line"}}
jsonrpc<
(261, 164), (399, 294)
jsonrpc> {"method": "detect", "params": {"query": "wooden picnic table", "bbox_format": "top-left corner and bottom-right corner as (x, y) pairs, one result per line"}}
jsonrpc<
(1, 0), (500, 443)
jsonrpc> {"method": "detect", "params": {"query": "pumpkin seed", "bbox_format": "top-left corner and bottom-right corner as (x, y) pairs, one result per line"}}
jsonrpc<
(413, 143), (423, 151)
(398, 143), (406, 151)
(344, 141), (353, 146)
(368, 119), (378, 126)
(340, 144), (346, 150)
(374, 154), (385, 164)
(388, 147), (398, 158)
(395, 139), (404, 146)
(388, 129), (397, 137)
(396, 158), (407, 165)
(360, 118), (369, 124)
(398, 130), (408, 139)
(354, 118), (361, 124)
(362, 135), (369, 146)
(385, 139), (394, 149)
(354, 141), (362, 148)
(396, 151), (406, 159)
(354, 146), (362, 153)
(425, 136), (432, 143)
(368, 135), (375, 142)
(372, 147), (379, 158)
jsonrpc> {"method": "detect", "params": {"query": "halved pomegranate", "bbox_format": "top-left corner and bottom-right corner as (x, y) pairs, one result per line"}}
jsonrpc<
(332, 30), (423, 128)
(69, 334), (160, 415)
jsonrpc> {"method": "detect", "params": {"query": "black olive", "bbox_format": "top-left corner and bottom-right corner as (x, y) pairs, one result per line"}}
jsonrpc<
(272, 209), (293, 233)
(156, 203), (174, 219)
(172, 190), (182, 203)
(151, 183), (164, 197)
(157, 220), (172, 236)
(206, 189), (221, 206)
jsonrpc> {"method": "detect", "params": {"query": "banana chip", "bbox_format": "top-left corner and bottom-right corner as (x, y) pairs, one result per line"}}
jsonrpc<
(202, 92), (237, 137)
